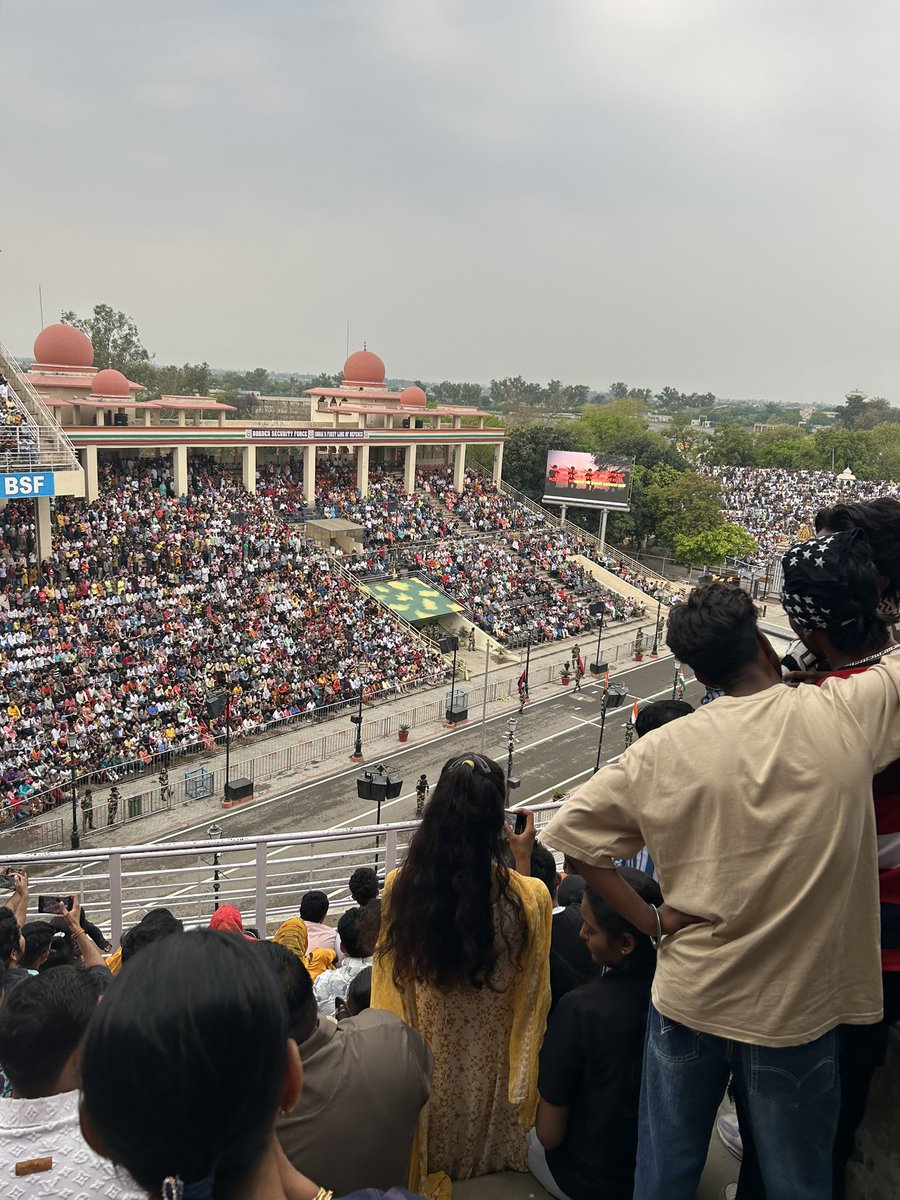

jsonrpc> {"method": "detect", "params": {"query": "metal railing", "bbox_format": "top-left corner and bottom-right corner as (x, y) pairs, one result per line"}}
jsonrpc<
(0, 801), (566, 946)
(0, 338), (81, 471)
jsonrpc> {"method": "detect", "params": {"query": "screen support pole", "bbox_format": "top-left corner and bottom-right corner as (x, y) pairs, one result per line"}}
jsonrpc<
(559, 503), (567, 529)
(599, 508), (609, 552)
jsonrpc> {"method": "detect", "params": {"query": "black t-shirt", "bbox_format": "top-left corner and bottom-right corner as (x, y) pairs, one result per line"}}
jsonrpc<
(549, 906), (596, 1011)
(539, 971), (651, 1200)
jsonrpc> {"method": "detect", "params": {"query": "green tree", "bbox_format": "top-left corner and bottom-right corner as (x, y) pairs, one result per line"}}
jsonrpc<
(672, 523), (758, 566)
(755, 436), (819, 469)
(645, 474), (723, 548)
(812, 429), (876, 477)
(704, 426), (758, 467)
(866, 422), (900, 481)
(306, 372), (343, 389)
(61, 304), (151, 372)
(501, 423), (581, 500)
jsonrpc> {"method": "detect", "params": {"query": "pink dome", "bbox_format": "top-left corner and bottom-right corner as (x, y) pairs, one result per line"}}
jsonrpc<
(400, 385), (427, 407)
(343, 349), (385, 386)
(91, 368), (131, 398)
(33, 322), (94, 368)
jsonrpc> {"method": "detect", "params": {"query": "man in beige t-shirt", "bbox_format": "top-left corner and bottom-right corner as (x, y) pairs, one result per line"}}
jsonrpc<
(542, 583), (899, 1200)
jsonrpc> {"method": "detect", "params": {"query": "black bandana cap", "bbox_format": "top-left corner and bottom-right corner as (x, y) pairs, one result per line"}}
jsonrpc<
(781, 530), (863, 629)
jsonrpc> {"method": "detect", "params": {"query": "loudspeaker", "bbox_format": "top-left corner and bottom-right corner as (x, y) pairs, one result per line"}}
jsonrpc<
(439, 635), (460, 654)
(224, 777), (253, 802)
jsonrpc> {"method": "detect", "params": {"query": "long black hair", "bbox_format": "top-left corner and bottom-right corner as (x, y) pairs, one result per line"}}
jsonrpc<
(584, 867), (662, 978)
(378, 752), (527, 989)
(81, 930), (289, 1197)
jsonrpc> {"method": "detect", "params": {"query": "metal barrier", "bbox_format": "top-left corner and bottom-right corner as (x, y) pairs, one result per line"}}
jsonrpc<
(0, 802), (565, 946)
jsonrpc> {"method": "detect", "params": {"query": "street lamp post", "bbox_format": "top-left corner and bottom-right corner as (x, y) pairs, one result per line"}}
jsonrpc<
(593, 679), (628, 774)
(69, 755), (80, 851)
(357, 764), (403, 853)
(650, 598), (663, 656)
(224, 694), (232, 799)
(523, 628), (532, 696)
(350, 689), (364, 762)
(505, 717), (520, 802)
(208, 822), (222, 910)
(440, 635), (462, 725)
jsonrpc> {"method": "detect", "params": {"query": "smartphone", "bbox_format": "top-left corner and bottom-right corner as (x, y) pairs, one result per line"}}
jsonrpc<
(0, 873), (16, 894)
(505, 809), (527, 835)
(37, 895), (74, 915)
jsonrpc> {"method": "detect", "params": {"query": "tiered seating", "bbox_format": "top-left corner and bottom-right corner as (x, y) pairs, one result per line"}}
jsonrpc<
(0, 456), (446, 825)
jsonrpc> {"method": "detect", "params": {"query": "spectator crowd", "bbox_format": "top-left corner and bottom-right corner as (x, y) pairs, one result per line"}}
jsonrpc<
(5, 507), (898, 1200)
(0, 456), (446, 825)
(705, 464), (900, 563)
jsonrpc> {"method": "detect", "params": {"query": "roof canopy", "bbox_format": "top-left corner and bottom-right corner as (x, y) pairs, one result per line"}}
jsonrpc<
(362, 578), (463, 622)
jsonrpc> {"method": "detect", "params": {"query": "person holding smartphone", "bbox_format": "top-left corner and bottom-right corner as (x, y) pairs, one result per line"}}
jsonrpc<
(372, 752), (551, 1191)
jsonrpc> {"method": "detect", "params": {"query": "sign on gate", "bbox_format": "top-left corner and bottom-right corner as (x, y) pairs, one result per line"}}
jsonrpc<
(0, 473), (56, 497)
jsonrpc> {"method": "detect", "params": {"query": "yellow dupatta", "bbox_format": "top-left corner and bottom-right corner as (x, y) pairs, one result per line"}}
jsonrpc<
(371, 867), (552, 1197)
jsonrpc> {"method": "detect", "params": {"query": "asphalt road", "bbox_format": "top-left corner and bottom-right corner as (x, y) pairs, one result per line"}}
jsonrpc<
(165, 653), (699, 842)
(17, 656), (702, 935)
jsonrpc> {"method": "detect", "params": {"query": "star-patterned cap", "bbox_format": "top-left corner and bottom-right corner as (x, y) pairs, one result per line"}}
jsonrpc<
(781, 529), (865, 629)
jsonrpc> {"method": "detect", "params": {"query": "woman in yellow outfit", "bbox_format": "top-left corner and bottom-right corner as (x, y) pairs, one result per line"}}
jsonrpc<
(372, 753), (551, 1195)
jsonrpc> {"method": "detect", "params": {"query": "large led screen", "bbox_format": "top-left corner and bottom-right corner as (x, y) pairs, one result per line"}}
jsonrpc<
(542, 451), (633, 510)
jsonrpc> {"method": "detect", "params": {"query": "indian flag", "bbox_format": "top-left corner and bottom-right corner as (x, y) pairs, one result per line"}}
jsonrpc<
(675, 664), (686, 697)
(631, 699), (639, 724)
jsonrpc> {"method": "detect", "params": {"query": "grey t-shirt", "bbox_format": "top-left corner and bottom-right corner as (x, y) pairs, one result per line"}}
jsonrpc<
(277, 1008), (433, 1194)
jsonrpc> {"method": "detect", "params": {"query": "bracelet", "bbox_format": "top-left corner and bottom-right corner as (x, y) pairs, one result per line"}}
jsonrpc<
(72, 928), (85, 939)
(649, 904), (663, 950)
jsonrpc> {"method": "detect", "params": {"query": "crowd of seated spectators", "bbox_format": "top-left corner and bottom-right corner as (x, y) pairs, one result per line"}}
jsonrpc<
(704, 464), (900, 563)
(257, 459), (460, 545)
(0, 456), (446, 825)
(408, 537), (602, 643)
(3, 537), (897, 1200)
(424, 466), (546, 533)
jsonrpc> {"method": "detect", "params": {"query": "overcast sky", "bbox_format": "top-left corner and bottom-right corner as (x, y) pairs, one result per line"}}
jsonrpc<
(2, 1), (898, 403)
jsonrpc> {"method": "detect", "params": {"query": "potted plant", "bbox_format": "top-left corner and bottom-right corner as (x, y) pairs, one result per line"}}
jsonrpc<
(560, 660), (572, 685)
(398, 724), (410, 743)
(633, 631), (645, 662)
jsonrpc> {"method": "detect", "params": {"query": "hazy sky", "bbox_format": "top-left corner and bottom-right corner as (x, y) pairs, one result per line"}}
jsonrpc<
(2, 1), (898, 403)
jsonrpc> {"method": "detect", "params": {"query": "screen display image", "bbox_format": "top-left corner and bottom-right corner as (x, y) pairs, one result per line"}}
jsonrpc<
(542, 451), (633, 510)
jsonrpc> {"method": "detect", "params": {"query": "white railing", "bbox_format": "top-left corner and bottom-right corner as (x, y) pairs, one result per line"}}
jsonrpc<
(1, 803), (565, 947)
(0, 338), (81, 471)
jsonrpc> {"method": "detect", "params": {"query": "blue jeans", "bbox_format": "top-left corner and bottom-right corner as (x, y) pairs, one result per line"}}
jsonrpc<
(635, 1005), (839, 1200)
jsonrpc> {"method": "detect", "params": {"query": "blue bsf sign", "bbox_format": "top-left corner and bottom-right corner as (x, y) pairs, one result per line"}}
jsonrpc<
(0, 473), (56, 498)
